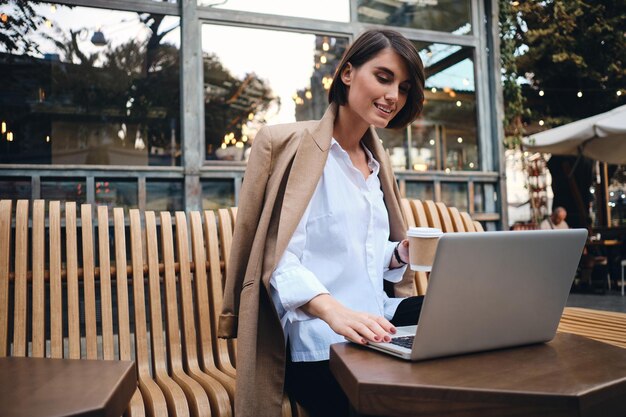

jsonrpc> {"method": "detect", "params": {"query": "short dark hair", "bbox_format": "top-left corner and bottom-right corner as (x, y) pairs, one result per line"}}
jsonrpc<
(328, 29), (425, 129)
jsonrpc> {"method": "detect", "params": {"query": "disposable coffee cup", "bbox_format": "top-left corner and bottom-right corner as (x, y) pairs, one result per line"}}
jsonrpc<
(407, 227), (443, 272)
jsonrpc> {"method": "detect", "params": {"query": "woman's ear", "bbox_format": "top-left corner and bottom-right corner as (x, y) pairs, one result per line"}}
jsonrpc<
(341, 63), (353, 86)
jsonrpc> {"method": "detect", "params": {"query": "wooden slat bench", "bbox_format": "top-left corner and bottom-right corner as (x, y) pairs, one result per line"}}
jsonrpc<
(400, 198), (626, 350)
(0, 199), (298, 417)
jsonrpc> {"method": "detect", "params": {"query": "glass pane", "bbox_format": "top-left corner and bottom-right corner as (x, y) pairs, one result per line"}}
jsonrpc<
(41, 178), (87, 204)
(202, 25), (348, 161)
(474, 183), (485, 213)
(405, 181), (434, 201)
(146, 179), (183, 212)
(411, 42), (478, 172)
(440, 182), (468, 212)
(356, 0), (471, 34)
(201, 179), (235, 210)
(95, 179), (138, 210)
(198, 0), (349, 22)
(0, 177), (31, 200)
(0, 2), (181, 166)
(377, 128), (408, 171)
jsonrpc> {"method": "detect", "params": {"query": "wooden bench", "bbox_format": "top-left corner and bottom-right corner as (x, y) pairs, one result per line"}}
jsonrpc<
(400, 198), (626, 350)
(0, 200), (297, 417)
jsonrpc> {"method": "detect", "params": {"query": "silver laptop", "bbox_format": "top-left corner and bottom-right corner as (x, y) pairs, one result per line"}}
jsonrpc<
(368, 229), (587, 361)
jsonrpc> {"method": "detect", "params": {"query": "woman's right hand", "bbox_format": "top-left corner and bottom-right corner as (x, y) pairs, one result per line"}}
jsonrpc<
(301, 294), (396, 345)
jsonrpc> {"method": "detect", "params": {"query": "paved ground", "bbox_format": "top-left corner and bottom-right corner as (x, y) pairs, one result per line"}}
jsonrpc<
(566, 290), (626, 313)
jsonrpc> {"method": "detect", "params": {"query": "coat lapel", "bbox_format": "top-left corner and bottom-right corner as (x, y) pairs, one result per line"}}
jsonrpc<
(271, 104), (336, 275)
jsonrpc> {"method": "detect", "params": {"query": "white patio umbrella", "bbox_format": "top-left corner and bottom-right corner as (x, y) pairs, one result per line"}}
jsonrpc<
(523, 104), (626, 165)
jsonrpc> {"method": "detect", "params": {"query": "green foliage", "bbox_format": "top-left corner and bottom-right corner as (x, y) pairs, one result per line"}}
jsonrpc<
(498, 0), (527, 151)
(512, 0), (625, 123)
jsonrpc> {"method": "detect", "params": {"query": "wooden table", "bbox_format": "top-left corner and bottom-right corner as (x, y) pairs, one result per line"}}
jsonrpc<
(330, 333), (626, 417)
(0, 357), (136, 417)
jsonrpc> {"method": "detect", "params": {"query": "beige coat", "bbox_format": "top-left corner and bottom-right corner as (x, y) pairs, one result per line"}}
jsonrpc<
(218, 104), (415, 417)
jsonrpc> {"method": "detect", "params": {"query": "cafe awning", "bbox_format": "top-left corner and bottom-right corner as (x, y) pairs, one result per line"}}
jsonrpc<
(522, 104), (626, 165)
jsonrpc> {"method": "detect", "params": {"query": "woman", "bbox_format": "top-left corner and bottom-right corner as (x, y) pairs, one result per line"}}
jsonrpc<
(218, 29), (426, 417)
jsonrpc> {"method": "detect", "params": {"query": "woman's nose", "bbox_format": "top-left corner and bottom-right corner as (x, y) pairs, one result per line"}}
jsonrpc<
(385, 86), (399, 102)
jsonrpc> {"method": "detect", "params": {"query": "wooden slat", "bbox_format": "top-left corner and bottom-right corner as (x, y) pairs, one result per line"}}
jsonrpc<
(422, 200), (442, 229)
(12, 200), (29, 357)
(81, 204), (98, 359)
(409, 200), (429, 228)
(97, 206), (115, 360)
(447, 206), (466, 232)
(156, 212), (201, 417)
(31, 200), (46, 358)
(65, 202), (81, 359)
(113, 208), (132, 362)
(210, 210), (237, 376)
(473, 220), (485, 232)
(400, 198), (416, 228)
(133, 210), (186, 417)
(217, 208), (234, 287)
(190, 211), (236, 407)
(460, 212), (476, 232)
(49, 201), (63, 358)
(174, 211), (231, 417)
(0, 200), (12, 357)
(435, 202), (454, 233)
(129, 210), (152, 381)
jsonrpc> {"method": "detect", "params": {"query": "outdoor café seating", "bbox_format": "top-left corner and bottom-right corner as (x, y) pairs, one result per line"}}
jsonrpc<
(1, 198), (625, 417)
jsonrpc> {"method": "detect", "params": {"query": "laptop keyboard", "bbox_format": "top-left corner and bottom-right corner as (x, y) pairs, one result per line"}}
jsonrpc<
(389, 335), (414, 349)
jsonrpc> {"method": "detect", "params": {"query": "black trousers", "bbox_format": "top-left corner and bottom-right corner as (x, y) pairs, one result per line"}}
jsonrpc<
(285, 295), (424, 417)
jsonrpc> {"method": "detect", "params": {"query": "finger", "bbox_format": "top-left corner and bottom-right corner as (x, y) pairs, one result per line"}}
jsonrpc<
(343, 328), (367, 345)
(352, 321), (382, 343)
(374, 316), (396, 336)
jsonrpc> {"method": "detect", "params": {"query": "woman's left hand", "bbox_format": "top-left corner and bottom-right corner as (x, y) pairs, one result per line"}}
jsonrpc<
(390, 239), (409, 269)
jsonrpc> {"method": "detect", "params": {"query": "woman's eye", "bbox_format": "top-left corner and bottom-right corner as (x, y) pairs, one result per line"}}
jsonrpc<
(376, 74), (390, 83)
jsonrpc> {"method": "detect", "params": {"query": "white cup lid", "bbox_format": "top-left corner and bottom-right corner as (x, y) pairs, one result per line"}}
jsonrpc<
(407, 227), (443, 238)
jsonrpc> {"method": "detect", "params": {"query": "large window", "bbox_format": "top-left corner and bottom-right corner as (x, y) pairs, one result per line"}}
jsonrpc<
(383, 42), (478, 172)
(198, 0), (350, 22)
(0, 2), (181, 166)
(202, 25), (347, 161)
(356, 0), (472, 34)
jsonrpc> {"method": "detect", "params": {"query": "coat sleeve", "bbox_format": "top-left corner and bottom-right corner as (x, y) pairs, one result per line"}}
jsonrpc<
(218, 126), (273, 338)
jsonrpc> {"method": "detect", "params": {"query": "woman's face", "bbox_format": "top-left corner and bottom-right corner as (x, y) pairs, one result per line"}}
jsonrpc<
(341, 47), (411, 129)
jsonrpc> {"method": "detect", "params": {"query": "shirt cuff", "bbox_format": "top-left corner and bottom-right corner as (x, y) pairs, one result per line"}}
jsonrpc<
(383, 296), (404, 320)
(271, 266), (329, 322)
(384, 240), (397, 271)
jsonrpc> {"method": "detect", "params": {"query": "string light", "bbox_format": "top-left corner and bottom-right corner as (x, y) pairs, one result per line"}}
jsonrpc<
(431, 87), (437, 93)
(457, 137), (463, 143)
(7, 132), (14, 142)
(577, 91), (583, 98)
(539, 120), (544, 126)
(1, 121), (6, 134)
(618, 90), (623, 97)
(539, 90), (545, 96)
(320, 55), (327, 64)
(456, 100), (462, 107)
(0, 14), (8, 23)
(429, 139), (435, 146)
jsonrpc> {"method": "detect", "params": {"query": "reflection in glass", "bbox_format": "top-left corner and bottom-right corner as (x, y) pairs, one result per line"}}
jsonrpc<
(198, 0), (349, 22)
(202, 25), (347, 161)
(41, 178), (87, 204)
(410, 42), (478, 172)
(357, 0), (471, 34)
(0, 2), (181, 166)
(201, 179), (235, 210)
(441, 182), (468, 212)
(0, 177), (31, 200)
(146, 179), (183, 212)
(405, 181), (434, 201)
(95, 179), (138, 210)
(474, 182), (485, 213)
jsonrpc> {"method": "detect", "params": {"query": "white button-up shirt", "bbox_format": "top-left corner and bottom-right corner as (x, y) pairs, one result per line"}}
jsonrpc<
(270, 139), (406, 362)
